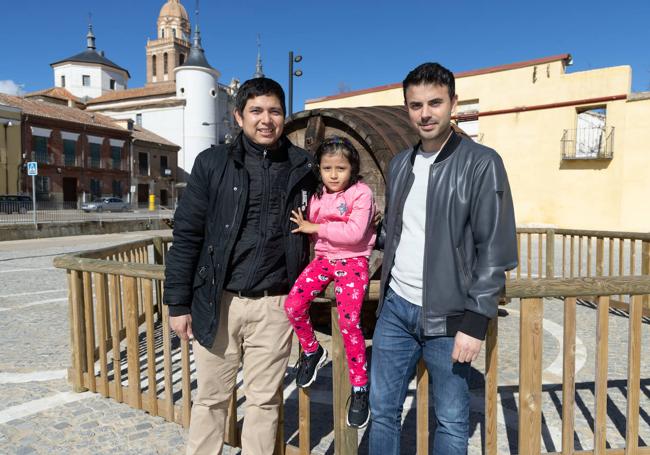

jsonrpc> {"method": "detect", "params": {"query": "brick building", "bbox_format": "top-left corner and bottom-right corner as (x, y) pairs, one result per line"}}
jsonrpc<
(0, 93), (131, 207)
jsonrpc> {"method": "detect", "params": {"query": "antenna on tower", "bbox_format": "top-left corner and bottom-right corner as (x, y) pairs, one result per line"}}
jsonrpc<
(195, 0), (200, 26)
(86, 12), (96, 50)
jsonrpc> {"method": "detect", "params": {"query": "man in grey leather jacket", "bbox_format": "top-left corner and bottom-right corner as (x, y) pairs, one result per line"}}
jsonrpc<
(369, 62), (518, 454)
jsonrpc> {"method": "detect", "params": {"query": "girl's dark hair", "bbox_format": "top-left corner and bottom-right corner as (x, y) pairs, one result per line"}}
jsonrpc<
(314, 136), (362, 198)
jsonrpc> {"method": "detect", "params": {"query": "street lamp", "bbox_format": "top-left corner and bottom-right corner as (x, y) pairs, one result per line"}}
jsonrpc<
(288, 51), (303, 117)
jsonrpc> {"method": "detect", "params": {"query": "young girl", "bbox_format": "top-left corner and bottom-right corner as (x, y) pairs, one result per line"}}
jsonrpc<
(284, 136), (375, 429)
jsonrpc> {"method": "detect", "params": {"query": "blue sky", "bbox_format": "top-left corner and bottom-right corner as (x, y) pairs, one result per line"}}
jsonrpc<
(1, 0), (649, 109)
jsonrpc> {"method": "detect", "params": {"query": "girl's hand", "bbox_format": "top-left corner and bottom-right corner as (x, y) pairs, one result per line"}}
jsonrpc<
(290, 209), (320, 234)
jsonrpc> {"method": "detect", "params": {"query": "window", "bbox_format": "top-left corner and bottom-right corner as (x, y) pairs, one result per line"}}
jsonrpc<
(456, 100), (480, 142)
(179, 53), (185, 65)
(160, 155), (168, 174)
(163, 53), (168, 75)
(35, 176), (50, 201)
(90, 143), (102, 168)
(63, 139), (76, 166)
(61, 75), (66, 87)
(161, 28), (165, 38)
(138, 152), (149, 176)
(112, 180), (122, 197)
(110, 146), (122, 170)
(561, 106), (613, 159)
(110, 79), (116, 90)
(152, 55), (157, 77)
(33, 136), (48, 163)
(82, 75), (91, 87)
(172, 28), (176, 38)
(136, 113), (142, 126)
(90, 179), (101, 199)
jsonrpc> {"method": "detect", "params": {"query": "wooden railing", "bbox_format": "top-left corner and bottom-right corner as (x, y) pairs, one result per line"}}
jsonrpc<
(53, 228), (650, 454)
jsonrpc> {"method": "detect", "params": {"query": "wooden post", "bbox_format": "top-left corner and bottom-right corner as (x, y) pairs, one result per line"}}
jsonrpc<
(298, 349), (311, 455)
(94, 272), (110, 397)
(69, 270), (88, 392)
(161, 304), (174, 420)
(225, 391), (240, 447)
(594, 296), (610, 454)
(546, 229), (555, 278)
(331, 305), (357, 455)
(124, 276), (142, 409)
(561, 298), (576, 455)
(485, 317), (498, 455)
(275, 386), (286, 455)
(596, 237), (604, 277)
(625, 295), (642, 455)
(82, 271), (96, 393)
(181, 337), (192, 428)
(642, 242), (650, 310)
(416, 360), (429, 455)
(518, 298), (543, 455)
(109, 274), (123, 403)
(143, 278), (158, 416)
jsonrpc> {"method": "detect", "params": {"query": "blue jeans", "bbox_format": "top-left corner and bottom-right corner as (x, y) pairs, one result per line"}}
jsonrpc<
(369, 287), (471, 455)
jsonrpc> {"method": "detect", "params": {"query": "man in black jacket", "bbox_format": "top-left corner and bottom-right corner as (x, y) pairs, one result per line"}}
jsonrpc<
(164, 77), (318, 455)
(369, 63), (518, 454)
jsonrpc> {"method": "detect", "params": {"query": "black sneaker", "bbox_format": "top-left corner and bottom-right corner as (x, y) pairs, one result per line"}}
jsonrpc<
(346, 388), (370, 429)
(295, 345), (328, 388)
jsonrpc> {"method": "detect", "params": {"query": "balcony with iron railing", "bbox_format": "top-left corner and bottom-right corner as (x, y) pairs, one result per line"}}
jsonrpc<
(561, 126), (615, 160)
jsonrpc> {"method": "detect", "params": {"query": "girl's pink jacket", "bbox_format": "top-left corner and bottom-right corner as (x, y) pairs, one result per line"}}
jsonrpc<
(307, 181), (376, 259)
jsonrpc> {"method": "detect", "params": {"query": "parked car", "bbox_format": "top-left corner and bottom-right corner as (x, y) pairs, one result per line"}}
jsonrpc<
(81, 197), (130, 213)
(0, 195), (33, 214)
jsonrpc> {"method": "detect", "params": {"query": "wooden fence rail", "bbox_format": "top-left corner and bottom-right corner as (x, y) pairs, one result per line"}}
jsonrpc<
(53, 228), (650, 454)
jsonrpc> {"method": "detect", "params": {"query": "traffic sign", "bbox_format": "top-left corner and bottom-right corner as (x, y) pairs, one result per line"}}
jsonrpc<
(27, 161), (38, 176)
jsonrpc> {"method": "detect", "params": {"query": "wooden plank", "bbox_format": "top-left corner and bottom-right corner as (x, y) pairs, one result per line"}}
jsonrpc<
(143, 278), (158, 417)
(596, 238), (604, 277)
(298, 374), (311, 454)
(108, 274), (123, 403)
(619, 239), (624, 302)
(69, 270), (88, 392)
(225, 391), (240, 447)
(94, 272), (110, 397)
(331, 305), (357, 455)
(608, 238), (614, 277)
(517, 233), (522, 279)
(82, 271), (96, 393)
(630, 241), (636, 275)
(518, 298), (543, 455)
(416, 360), (429, 455)
(587, 237), (593, 276)
(642, 242), (650, 310)
(485, 317), (498, 455)
(181, 337), (192, 428)
(562, 297), (577, 455)
(546, 229), (555, 278)
(562, 235), (567, 278)
(505, 275), (650, 299)
(594, 296), (610, 454)
(578, 236), (583, 277)
(275, 386), (286, 455)
(548, 449), (650, 455)
(538, 233), (544, 278)
(625, 295), (642, 455)
(124, 276), (142, 409)
(527, 233), (532, 278)
(162, 304), (174, 420)
(569, 235), (575, 278)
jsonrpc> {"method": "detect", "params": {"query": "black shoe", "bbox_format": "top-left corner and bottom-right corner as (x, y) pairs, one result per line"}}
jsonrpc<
(295, 345), (328, 388)
(346, 388), (370, 429)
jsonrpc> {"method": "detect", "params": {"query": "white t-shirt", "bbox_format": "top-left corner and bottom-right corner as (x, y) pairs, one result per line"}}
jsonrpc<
(389, 149), (440, 306)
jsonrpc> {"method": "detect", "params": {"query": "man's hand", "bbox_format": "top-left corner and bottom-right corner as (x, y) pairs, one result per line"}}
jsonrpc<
(170, 314), (193, 341)
(290, 209), (320, 234)
(452, 331), (482, 363)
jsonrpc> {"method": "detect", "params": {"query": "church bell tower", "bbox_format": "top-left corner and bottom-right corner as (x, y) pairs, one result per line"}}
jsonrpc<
(145, 0), (191, 85)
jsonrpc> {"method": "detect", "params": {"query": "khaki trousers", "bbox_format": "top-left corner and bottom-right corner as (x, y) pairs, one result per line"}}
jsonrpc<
(187, 292), (292, 455)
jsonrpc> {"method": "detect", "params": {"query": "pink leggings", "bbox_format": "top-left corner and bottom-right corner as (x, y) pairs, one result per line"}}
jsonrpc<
(284, 256), (369, 387)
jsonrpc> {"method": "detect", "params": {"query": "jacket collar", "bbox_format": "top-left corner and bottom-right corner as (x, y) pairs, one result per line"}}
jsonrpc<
(409, 129), (462, 166)
(228, 131), (313, 170)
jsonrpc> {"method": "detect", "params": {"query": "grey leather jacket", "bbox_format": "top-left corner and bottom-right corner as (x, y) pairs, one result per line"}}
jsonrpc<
(377, 131), (518, 339)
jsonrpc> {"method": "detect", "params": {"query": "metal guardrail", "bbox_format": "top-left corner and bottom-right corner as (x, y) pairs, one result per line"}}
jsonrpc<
(0, 204), (175, 225)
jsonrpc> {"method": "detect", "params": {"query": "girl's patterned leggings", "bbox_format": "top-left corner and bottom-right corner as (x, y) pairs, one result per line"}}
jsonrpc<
(284, 256), (369, 387)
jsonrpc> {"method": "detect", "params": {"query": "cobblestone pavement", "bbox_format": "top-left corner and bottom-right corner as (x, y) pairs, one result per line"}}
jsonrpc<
(1, 231), (649, 454)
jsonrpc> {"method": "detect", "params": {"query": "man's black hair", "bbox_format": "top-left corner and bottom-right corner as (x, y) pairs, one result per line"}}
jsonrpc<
(402, 62), (455, 100)
(235, 77), (286, 115)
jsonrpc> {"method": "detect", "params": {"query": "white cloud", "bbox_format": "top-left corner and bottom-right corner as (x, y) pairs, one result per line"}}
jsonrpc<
(0, 80), (25, 96)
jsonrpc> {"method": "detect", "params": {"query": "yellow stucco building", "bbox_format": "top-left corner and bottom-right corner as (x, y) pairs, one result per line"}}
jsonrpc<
(305, 54), (650, 232)
(0, 104), (22, 195)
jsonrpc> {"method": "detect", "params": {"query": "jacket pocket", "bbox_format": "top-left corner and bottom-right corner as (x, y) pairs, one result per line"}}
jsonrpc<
(455, 247), (472, 290)
(193, 265), (209, 289)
